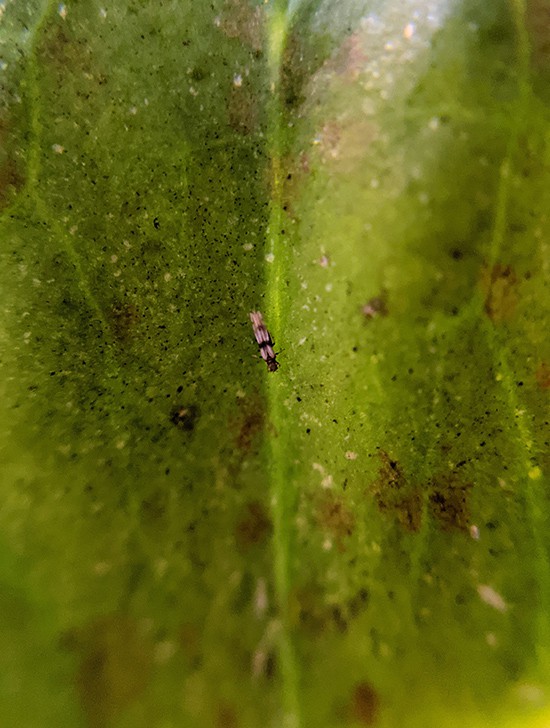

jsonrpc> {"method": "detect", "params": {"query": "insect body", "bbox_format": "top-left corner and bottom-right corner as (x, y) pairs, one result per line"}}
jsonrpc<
(249, 311), (279, 372)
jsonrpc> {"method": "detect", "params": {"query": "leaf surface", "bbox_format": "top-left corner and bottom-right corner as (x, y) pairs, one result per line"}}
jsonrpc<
(1, 1), (549, 727)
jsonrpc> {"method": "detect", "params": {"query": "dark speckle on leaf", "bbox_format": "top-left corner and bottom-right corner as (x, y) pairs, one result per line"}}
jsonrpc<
(428, 473), (473, 532)
(170, 404), (199, 431)
(369, 451), (422, 532)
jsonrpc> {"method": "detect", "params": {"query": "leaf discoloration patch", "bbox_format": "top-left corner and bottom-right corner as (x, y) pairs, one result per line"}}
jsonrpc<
(369, 451), (422, 532)
(481, 263), (518, 323)
(69, 615), (153, 728)
(233, 394), (265, 453)
(351, 680), (380, 726)
(227, 85), (259, 136)
(235, 500), (271, 551)
(428, 473), (473, 532)
(216, 702), (239, 728)
(316, 492), (355, 548)
(170, 404), (200, 432)
(0, 118), (24, 209)
(535, 362), (550, 389)
(108, 301), (140, 343)
(217, 0), (263, 52)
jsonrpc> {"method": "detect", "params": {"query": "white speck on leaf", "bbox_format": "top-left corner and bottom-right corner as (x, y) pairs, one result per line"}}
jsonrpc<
(469, 524), (480, 540)
(477, 584), (507, 613)
(321, 475), (333, 489)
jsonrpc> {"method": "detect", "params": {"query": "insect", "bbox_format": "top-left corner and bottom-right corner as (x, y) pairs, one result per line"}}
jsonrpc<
(249, 311), (279, 372)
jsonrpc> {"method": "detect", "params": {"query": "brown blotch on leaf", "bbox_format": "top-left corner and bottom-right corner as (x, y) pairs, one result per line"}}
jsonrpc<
(290, 584), (330, 635)
(526, 0), (550, 72)
(235, 500), (271, 551)
(0, 154), (24, 209)
(369, 451), (422, 532)
(227, 85), (258, 135)
(428, 473), (473, 532)
(170, 404), (199, 432)
(178, 623), (201, 669)
(316, 492), (355, 549)
(233, 394), (265, 453)
(140, 489), (167, 523)
(67, 614), (153, 728)
(109, 301), (140, 342)
(0, 117), (25, 209)
(535, 362), (550, 389)
(281, 33), (309, 110)
(481, 263), (518, 323)
(216, 702), (239, 728)
(290, 583), (369, 636)
(361, 292), (388, 321)
(217, 0), (263, 52)
(351, 681), (380, 726)
(38, 21), (93, 76)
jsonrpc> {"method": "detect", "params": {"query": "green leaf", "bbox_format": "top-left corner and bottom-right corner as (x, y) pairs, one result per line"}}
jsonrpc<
(1, 1), (549, 727)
